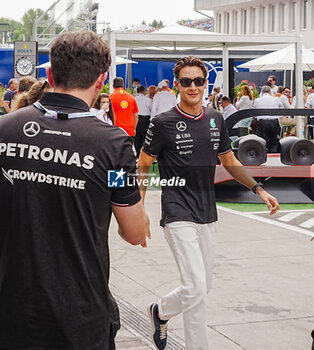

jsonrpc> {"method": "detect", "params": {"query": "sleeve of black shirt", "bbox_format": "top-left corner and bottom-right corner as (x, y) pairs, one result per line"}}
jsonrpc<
(111, 135), (141, 207)
(218, 114), (232, 155)
(142, 117), (165, 157)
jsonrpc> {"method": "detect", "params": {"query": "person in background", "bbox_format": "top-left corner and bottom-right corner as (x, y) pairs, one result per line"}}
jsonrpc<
(236, 85), (253, 128)
(91, 92), (114, 125)
(279, 87), (292, 108)
(11, 79), (52, 111)
(212, 86), (221, 110)
(18, 76), (37, 93)
(254, 85), (281, 152)
(151, 80), (177, 119)
(274, 86), (284, 98)
(0, 29), (148, 350)
(304, 85), (314, 139)
(221, 95), (239, 135)
(148, 85), (157, 100)
(131, 77), (141, 95)
(134, 85), (152, 157)
(110, 77), (139, 137)
(266, 75), (278, 96)
(292, 86), (308, 108)
(3, 78), (18, 113)
(207, 93), (213, 108)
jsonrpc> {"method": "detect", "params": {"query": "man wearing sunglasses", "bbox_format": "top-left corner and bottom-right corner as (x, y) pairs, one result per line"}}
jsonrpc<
(138, 56), (279, 350)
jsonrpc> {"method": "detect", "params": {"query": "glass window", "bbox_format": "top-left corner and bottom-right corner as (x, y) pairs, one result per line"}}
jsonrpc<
(233, 11), (238, 34)
(225, 12), (230, 34)
(291, 1), (296, 30)
(271, 5), (275, 32)
(252, 8), (256, 34)
(243, 9), (247, 34)
(281, 3), (286, 31)
(261, 6), (266, 33)
(303, 0), (308, 29)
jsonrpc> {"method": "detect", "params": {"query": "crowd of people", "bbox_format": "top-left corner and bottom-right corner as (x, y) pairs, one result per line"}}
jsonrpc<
(212, 74), (314, 152)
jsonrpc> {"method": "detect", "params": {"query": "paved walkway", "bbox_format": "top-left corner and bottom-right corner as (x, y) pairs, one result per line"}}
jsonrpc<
(110, 190), (314, 350)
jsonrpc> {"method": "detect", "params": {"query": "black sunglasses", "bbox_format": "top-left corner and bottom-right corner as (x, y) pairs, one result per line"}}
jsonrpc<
(177, 77), (206, 87)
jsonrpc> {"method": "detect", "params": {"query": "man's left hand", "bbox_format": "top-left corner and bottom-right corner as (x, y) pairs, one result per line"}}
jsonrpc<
(257, 189), (280, 215)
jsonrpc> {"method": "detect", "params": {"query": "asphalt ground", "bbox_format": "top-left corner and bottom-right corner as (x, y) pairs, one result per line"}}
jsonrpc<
(109, 190), (314, 350)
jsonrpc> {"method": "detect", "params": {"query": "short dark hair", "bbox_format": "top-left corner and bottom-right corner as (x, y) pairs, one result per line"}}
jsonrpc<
(113, 77), (124, 88)
(18, 76), (37, 93)
(174, 56), (208, 79)
(137, 85), (146, 94)
(268, 75), (276, 82)
(132, 77), (140, 83)
(50, 30), (111, 89)
(221, 96), (231, 103)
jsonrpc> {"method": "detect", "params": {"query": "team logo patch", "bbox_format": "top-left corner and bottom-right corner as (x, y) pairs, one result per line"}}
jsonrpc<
(120, 100), (128, 109)
(176, 121), (187, 132)
(210, 118), (216, 128)
(23, 121), (40, 137)
(108, 169), (126, 188)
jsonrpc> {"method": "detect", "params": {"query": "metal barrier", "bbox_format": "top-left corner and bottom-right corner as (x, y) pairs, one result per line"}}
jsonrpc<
(225, 108), (314, 138)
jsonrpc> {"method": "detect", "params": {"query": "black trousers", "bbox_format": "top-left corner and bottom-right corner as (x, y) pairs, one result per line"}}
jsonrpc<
(134, 115), (151, 157)
(257, 118), (280, 153)
(308, 116), (314, 139)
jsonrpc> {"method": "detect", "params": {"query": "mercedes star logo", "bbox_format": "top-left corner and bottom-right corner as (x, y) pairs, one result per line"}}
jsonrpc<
(23, 121), (40, 137)
(176, 121), (187, 132)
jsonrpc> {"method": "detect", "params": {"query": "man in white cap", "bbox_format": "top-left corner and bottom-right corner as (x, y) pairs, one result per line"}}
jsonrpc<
(151, 79), (177, 119)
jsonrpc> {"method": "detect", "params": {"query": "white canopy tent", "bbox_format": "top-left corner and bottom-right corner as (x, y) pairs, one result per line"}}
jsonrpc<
(103, 32), (303, 133)
(237, 45), (314, 71)
(152, 24), (215, 35)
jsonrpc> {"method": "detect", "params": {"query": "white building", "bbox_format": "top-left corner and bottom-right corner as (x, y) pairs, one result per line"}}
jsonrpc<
(195, 0), (314, 47)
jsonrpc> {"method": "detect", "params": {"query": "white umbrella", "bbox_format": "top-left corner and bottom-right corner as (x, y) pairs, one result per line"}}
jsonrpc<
(35, 56), (137, 69)
(237, 45), (314, 71)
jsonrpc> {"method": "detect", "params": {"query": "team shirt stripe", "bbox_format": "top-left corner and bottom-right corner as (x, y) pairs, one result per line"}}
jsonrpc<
(175, 104), (205, 120)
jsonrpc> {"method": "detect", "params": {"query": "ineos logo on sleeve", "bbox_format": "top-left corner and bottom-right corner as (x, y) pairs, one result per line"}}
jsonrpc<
(176, 121), (187, 132)
(23, 121), (40, 137)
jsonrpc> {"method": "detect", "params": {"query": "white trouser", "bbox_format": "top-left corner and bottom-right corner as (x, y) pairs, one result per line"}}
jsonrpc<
(158, 221), (216, 350)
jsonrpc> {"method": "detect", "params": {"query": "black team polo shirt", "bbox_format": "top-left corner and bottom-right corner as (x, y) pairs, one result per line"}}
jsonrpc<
(0, 92), (140, 349)
(143, 105), (231, 227)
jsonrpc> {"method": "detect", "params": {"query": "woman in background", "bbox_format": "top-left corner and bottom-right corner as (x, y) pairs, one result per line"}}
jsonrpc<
(236, 85), (253, 128)
(12, 80), (52, 111)
(91, 93), (114, 125)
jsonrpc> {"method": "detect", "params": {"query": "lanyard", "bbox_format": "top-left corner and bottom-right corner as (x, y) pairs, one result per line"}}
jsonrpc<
(33, 101), (95, 120)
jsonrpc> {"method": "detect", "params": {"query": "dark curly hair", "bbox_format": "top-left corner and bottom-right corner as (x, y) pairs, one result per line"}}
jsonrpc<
(173, 56), (208, 80)
(50, 30), (111, 89)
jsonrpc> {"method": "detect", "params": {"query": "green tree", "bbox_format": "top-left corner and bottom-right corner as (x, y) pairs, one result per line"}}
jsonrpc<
(22, 8), (44, 40)
(149, 20), (159, 28)
(141, 20), (146, 25)
(0, 18), (24, 42)
(158, 20), (163, 28)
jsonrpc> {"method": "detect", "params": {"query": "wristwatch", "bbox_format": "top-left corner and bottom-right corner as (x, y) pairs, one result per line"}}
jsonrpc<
(252, 182), (264, 194)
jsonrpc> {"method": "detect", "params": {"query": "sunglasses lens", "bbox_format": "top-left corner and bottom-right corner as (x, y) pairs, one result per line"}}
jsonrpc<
(179, 77), (205, 87)
(180, 78), (192, 87)
(194, 77), (205, 86)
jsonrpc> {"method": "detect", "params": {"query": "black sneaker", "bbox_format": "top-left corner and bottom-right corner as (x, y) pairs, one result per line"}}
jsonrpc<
(147, 303), (168, 350)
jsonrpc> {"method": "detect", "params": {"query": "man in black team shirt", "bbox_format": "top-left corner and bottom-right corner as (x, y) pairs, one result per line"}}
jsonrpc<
(138, 56), (280, 350)
(0, 30), (148, 350)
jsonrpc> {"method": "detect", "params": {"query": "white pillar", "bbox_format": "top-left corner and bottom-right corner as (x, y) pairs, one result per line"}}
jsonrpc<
(222, 44), (229, 96)
(295, 35), (305, 138)
(109, 32), (116, 93)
